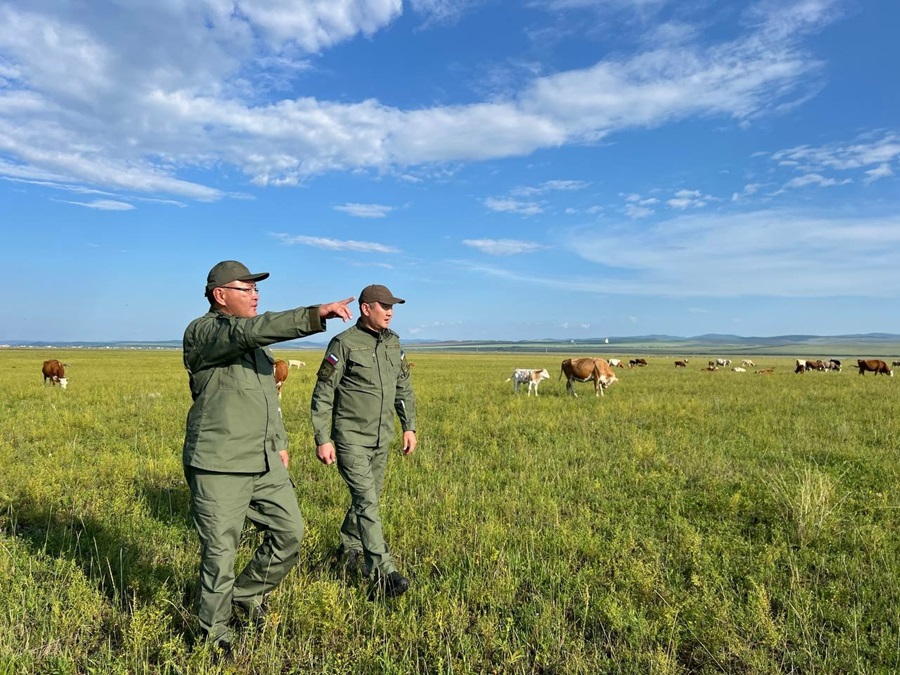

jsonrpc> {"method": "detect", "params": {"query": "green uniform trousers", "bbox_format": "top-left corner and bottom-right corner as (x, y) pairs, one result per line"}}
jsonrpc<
(185, 454), (304, 644)
(336, 442), (396, 576)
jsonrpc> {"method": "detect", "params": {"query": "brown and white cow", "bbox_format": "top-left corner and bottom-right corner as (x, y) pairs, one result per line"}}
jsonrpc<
(560, 358), (618, 397)
(674, 360), (688, 368)
(506, 368), (551, 396)
(857, 359), (893, 377)
(274, 358), (289, 397)
(607, 359), (624, 368)
(741, 359), (755, 368)
(42, 359), (68, 389)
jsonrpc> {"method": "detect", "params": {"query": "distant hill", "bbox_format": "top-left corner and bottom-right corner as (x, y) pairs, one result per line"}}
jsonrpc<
(3, 333), (900, 357)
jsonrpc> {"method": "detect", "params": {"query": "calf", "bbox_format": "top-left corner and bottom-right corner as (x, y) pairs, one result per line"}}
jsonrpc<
(506, 368), (551, 396)
(755, 368), (775, 375)
(732, 367), (746, 372)
(287, 359), (306, 369)
(42, 359), (68, 389)
(560, 358), (618, 397)
(274, 359), (289, 397)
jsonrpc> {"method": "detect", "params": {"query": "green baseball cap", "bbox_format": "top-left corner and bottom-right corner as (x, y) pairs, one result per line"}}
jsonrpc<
(205, 260), (270, 292)
(359, 284), (405, 305)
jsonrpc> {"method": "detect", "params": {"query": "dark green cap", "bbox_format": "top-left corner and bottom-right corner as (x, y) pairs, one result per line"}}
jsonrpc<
(359, 284), (405, 305)
(206, 260), (270, 292)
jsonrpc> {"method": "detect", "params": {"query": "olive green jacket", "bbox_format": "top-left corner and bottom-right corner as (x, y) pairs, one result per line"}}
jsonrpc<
(310, 322), (416, 448)
(182, 307), (325, 473)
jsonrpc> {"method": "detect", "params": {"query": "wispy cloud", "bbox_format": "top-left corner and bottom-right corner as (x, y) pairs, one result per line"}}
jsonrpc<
(463, 238), (544, 255)
(667, 189), (714, 209)
(272, 233), (400, 253)
(334, 203), (394, 218)
(0, 0), (838, 198)
(484, 197), (543, 215)
(864, 162), (894, 183)
(59, 199), (135, 210)
(455, 208), (900, 299)
(512, 179), (589, 196)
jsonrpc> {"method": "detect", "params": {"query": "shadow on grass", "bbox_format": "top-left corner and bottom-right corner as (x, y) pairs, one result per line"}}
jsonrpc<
(6, 485), (198, 649)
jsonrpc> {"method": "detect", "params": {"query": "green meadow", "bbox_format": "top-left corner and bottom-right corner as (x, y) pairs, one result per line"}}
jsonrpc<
(1, 349), (898, 674)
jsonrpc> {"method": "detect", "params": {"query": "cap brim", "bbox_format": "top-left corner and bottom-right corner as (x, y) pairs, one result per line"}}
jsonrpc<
(236, 272), (270, 282)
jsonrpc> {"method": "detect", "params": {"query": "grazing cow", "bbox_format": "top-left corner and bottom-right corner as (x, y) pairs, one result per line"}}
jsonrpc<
(274, 359), (289, 397)
(800, 359), (826, 372)
(732, 367), (746, 372)
(287, 359), (306, 369)
(607, 359), (623, 368)
(506, 368), (551, 396)
(674, 360), (688, 368)
(628, 358), (648, 368)
(755, 368), (774, 375)
(794, 359), (809, 373)
(892, 360), (900, 367)
(857, 359), (893, 377)
(42, 359), (68, 389)
(715, 358), (732, 367)
(741, 359), (755, 368)
(825, 360), (842, 372)
(560, 358), (618, 397)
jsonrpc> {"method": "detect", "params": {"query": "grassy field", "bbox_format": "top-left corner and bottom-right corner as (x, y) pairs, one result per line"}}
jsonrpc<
(0, 349), (898, 674)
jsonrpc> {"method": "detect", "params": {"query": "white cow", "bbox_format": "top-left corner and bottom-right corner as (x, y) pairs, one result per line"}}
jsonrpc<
(732, 367), (746, 372)
(741, 359), (755, 367)
(607, 358), (623, 368)
(506, 368), (551, 396)
(287, 360), (306, 369)
(715, 358), (732, 367)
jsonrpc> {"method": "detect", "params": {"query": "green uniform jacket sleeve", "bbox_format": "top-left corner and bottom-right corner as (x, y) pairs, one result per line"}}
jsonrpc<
(395, 349), (416, 433)
(310, 336), (347, 446)
(184, 307), (325, 375)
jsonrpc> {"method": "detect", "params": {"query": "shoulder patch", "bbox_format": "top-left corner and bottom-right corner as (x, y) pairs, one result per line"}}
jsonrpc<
(317, 357), (336, 381)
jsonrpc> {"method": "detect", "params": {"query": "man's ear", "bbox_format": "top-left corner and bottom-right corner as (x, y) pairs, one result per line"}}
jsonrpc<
(360, 302), (371, 317)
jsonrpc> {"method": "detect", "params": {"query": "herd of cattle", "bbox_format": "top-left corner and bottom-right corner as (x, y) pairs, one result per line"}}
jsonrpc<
(37, 354), (899, 398)
(505, 355), (897, 398)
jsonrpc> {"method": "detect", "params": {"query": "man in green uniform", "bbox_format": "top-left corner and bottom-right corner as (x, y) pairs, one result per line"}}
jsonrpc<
(182, 260), (354, 654)
(310, 284), (417, 598)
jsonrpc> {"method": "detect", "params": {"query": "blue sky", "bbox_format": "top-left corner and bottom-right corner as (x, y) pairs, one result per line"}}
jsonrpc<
(2, 0), (899, 343)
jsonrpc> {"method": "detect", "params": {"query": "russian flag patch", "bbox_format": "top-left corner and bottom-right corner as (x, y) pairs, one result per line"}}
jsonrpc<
(327, 353), (339, 365)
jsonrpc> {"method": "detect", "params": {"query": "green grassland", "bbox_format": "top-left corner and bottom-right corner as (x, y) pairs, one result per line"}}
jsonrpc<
(0, 349), (898, 673)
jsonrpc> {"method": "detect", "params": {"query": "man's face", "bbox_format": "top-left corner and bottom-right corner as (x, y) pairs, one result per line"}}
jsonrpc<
(361, 301), (393, 331)
(215, 282), (259, 318)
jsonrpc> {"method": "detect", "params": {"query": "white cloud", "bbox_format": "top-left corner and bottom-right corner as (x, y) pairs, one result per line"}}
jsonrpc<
(771, 132), (900, 173)
(453, 208), (900, 299)
(731, 182), (761, 201)
(0, 0), (837, 199)
(334, 203), (394, 218)
(272, 233), (400, 253)
(864, 162), (894, 184)
(484, 197), (543, 215)
(462, 238), (544, 255)
(625, 203), (654, 218)
(781, 173), (851, 190)
(512, 179), (589, 196)
(61, 199), (134, 210)
(666, 188), (713, 209)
